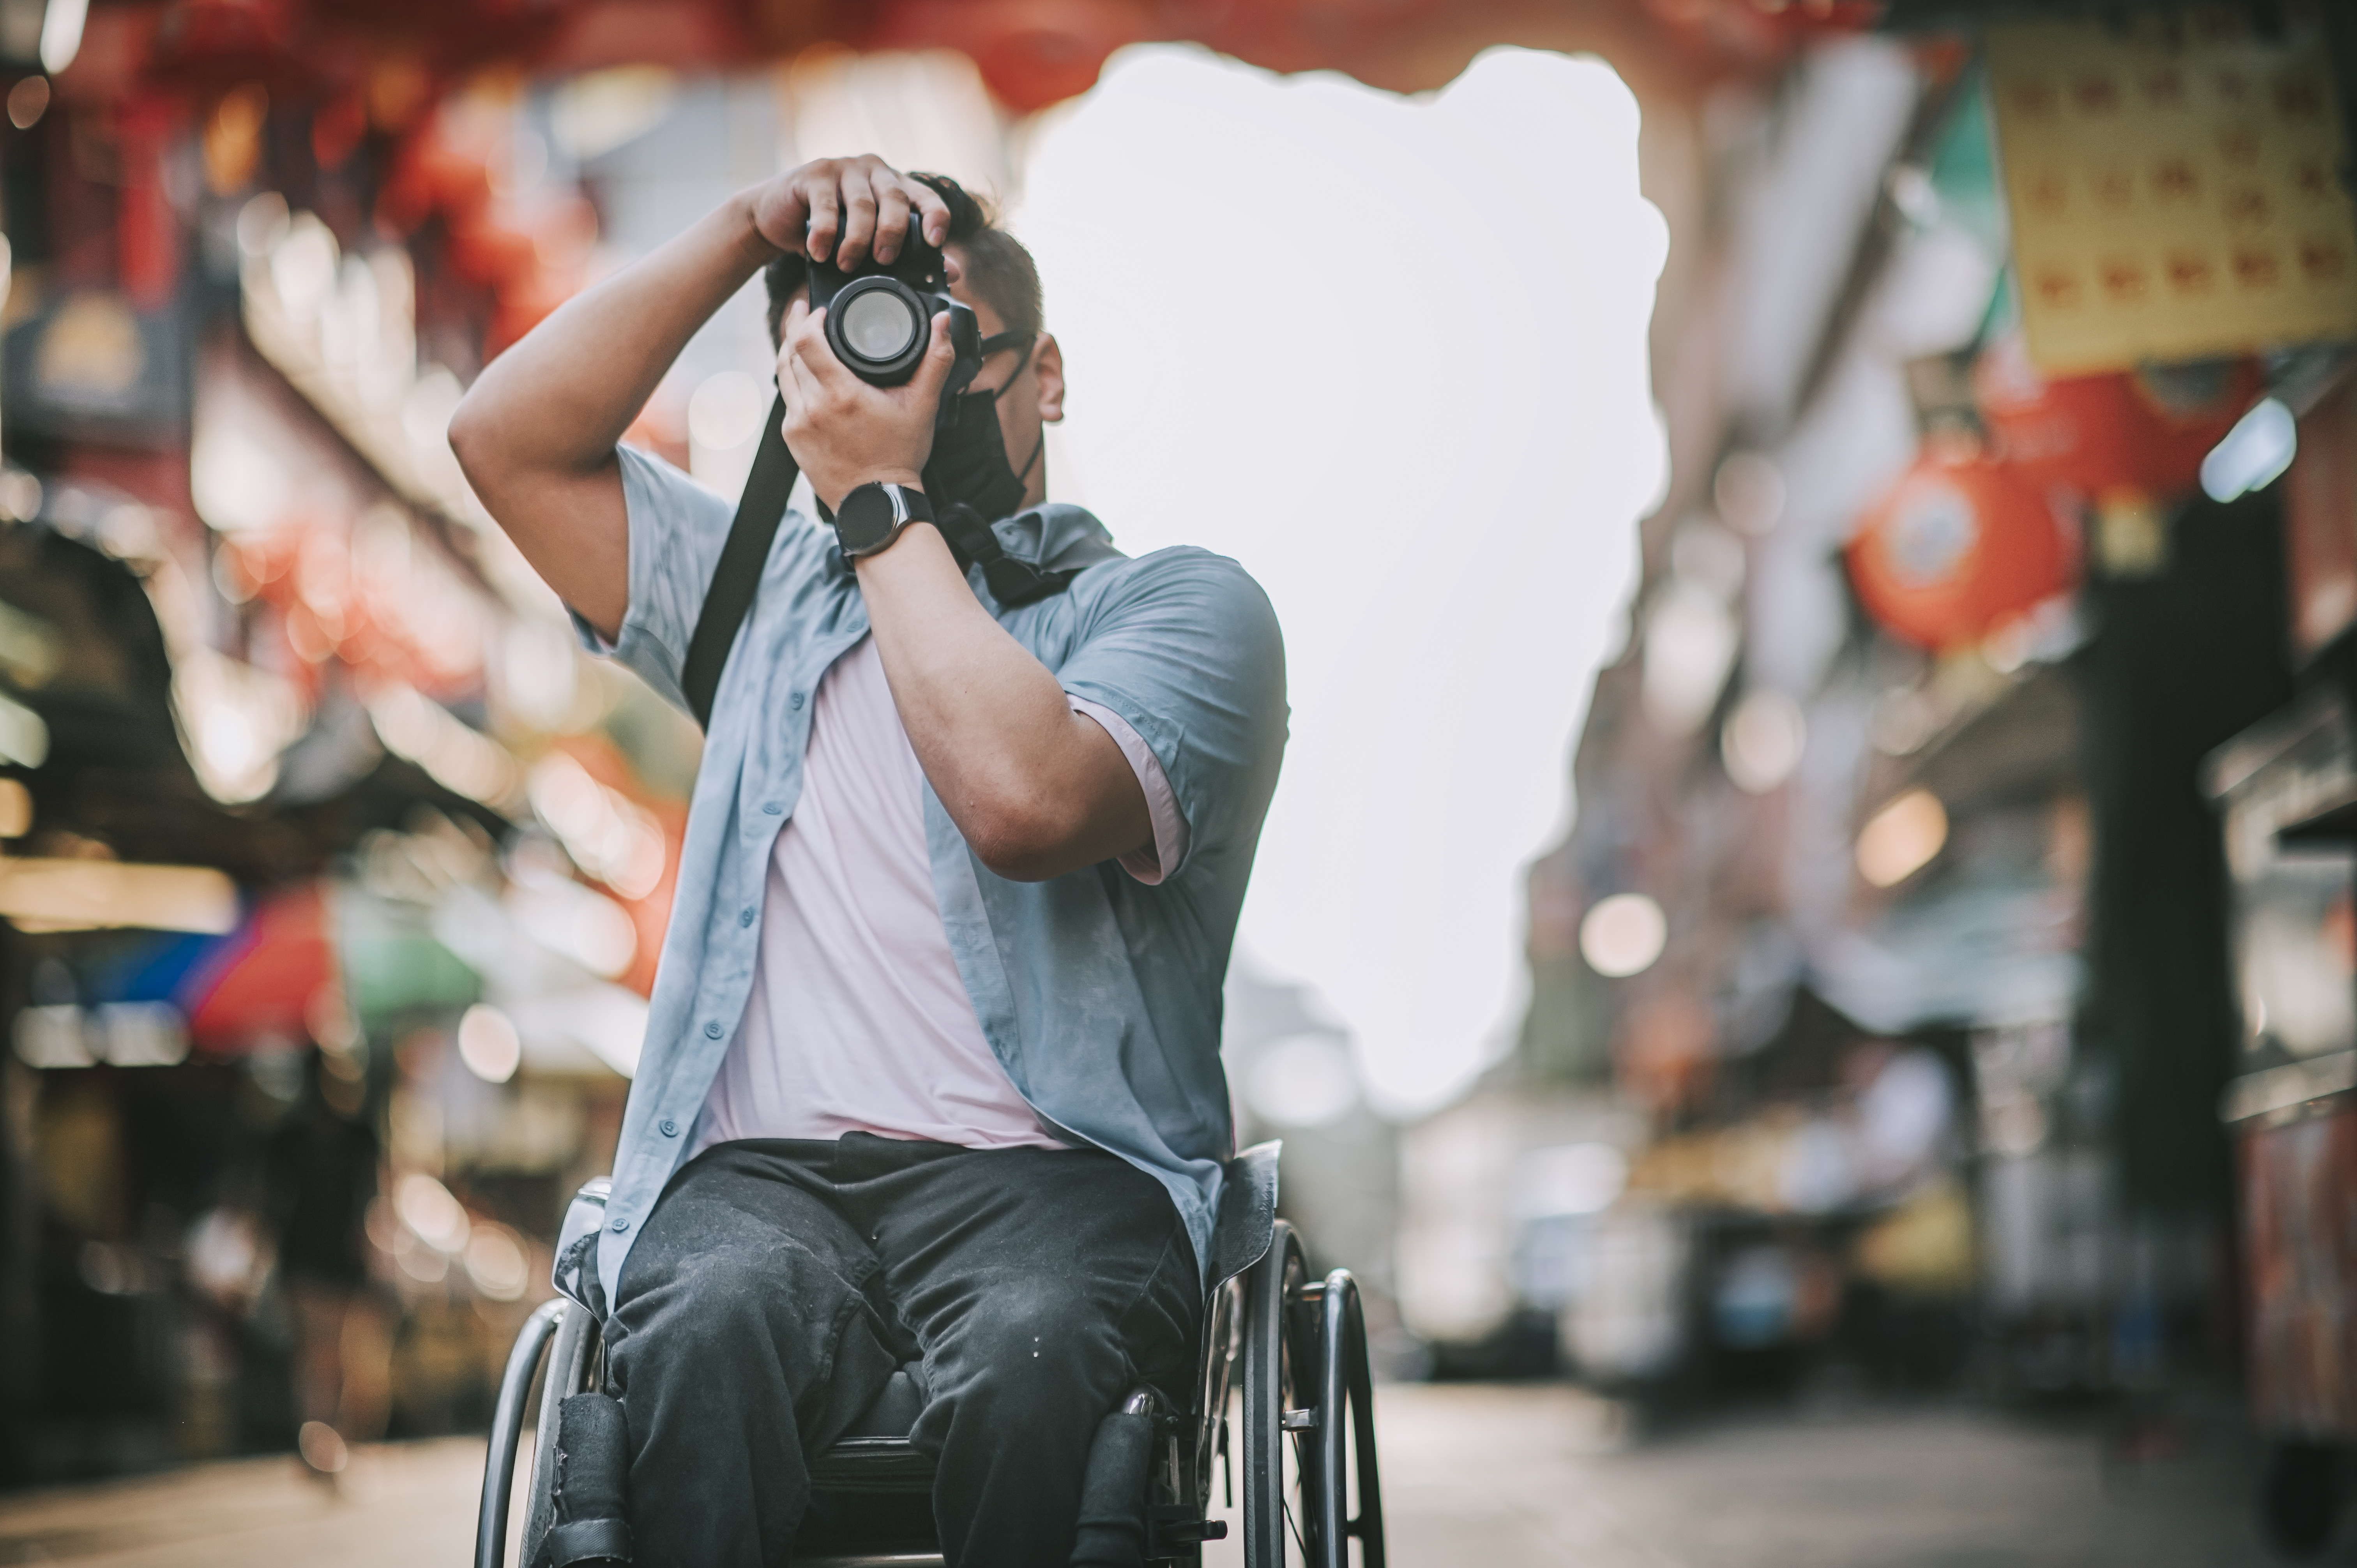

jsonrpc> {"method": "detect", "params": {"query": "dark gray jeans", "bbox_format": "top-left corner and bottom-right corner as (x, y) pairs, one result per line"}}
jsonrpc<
(604, 1134), (1200, 1568)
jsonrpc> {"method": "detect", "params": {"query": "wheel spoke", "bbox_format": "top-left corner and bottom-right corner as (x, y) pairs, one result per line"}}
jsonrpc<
(1283, 1413), (1307, 1560)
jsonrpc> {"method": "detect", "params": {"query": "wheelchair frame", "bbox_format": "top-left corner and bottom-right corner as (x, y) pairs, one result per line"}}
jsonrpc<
(476, 1142), (1385, 1568)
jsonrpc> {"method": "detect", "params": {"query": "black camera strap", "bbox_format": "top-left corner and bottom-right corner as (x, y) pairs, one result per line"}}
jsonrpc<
(679, 396), (1077, 733)
(681, 395), (798, 732)
(931, 503), (1082, 609)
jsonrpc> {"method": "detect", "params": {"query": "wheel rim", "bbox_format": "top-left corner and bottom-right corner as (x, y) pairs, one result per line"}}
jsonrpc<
(1318, 1271), (1385, 1568)
(1243, 1224), (1320, 1567)
(1278, 1255), (1311, 1563)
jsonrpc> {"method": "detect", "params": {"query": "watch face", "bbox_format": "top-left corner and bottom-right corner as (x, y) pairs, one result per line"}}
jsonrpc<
(837, 485), (903, 555)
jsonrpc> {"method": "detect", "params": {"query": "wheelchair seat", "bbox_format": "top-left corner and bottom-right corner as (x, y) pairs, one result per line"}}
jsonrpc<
(478, 1142), (1383, 1568)
(781, 1143), (1282, 1553)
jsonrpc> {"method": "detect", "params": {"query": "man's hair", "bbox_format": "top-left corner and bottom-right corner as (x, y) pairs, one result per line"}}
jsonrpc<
(763, 173), (1043, 350)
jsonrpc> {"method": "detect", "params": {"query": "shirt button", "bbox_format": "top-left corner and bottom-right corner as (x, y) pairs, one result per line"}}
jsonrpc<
(790, 691), (806, 710)
(609, 1216), (630, 1233)
(739, 906), (756, 927)
(659, 1118), (679, 1137)
(704, 1021), (724, 1038)
(762, 802), (783, 816)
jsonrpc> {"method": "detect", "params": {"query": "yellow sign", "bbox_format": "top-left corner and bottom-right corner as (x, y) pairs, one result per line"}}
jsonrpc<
(1987, 10), (2357, 374)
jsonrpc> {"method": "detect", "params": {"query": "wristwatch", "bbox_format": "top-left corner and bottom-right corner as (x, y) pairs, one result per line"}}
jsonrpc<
(832, 481), (934, 560)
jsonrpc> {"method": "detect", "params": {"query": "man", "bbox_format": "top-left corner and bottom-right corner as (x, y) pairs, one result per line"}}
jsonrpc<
(449, 155), (1286, 1566)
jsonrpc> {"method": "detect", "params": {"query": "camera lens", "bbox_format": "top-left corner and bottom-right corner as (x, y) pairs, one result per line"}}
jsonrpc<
(818, 274), (940, 386)
(840, 290), (918, 364)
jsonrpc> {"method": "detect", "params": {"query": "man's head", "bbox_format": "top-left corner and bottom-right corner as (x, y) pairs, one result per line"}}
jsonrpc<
(765, 173), (1064, 512)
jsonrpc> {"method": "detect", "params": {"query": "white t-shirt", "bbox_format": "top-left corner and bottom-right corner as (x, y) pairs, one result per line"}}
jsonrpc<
(688, 635), (1187, 1155)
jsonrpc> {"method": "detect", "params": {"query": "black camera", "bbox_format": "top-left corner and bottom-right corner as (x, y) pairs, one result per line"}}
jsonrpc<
(808, 231), (984, 399)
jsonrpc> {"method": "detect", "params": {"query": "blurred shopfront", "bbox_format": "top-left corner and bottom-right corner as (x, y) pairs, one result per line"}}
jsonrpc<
(0, 8), (714, 1483)
(1399, 9), (2357, 1519)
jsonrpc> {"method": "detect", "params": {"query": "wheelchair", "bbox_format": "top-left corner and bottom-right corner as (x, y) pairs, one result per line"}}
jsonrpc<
(475, 1142), (1386, 1568)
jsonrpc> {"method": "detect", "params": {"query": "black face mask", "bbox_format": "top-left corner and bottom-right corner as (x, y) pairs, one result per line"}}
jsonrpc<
(917, 331), (1078, 607)
(922, 330), (1041, 524)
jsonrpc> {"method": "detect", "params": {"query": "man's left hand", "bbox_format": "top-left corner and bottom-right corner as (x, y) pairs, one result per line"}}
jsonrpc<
(778, 296), (959, 514)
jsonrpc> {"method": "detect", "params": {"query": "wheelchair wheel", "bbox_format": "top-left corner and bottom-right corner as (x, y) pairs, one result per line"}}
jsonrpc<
(476, 1299), (567, 1568)
(520, 1299), (606, 1566)
(1238, 1222), (1385, 1568)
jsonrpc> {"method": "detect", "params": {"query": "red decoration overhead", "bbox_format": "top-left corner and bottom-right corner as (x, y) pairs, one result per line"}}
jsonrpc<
(49, 0), (1856, 120)
(116, 96), (187, 310)
(1847, 445), (2074, 652)
(1973, 332), (2261, 506)
(378, 99), (602, 357)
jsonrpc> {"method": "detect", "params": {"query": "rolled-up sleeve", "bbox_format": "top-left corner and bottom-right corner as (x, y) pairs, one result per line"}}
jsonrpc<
(1068, 695), (1188, 885)
(565, 445), (739, 714)
(1053, 548), (1288, 881)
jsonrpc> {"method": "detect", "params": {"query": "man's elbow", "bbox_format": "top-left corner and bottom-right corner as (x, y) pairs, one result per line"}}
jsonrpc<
(446, 390), (497, 491)
(965, 796), (1082, 883)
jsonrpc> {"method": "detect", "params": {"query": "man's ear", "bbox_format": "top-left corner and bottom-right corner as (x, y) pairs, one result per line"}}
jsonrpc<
(1032, 333), (1066, 424)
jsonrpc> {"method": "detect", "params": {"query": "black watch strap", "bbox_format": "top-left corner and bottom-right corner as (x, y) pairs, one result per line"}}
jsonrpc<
(834, 481), (934, 559)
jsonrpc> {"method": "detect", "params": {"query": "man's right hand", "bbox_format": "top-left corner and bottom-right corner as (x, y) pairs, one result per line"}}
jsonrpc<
(451, 155), (950, 643)
(750, 157), (954, 270)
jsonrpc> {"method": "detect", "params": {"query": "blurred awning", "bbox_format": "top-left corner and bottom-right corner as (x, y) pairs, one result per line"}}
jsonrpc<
(54, 0), (1873, 117)
(0, 487), (525, 883)
(333, 858), (641, 1076)
(87, 882), (329, 1049)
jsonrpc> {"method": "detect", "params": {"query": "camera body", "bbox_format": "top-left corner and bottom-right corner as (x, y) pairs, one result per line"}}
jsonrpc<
(808, 232), (984, 406)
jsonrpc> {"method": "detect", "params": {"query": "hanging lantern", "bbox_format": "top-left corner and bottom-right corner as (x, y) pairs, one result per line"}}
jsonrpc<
(880, 0), (1152, 111)
(1974, 332), (2260, 504)
(1847, 445), (2073, 651)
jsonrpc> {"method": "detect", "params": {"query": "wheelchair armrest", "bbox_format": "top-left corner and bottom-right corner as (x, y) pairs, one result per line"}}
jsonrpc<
(551, 1176), (612, 1314)
(1205, 1141), (1281, 1301)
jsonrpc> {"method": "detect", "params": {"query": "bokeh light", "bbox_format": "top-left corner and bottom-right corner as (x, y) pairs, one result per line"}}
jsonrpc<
(1580, 892), (1667, 978)
(1856, 788), (1948, 888)
(456, 1003), (523, 1084)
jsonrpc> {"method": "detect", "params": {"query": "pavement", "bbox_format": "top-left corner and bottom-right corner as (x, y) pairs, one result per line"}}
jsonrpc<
(0, 1384), (2282, 1566)
(1354, 1385), (2279, 1568)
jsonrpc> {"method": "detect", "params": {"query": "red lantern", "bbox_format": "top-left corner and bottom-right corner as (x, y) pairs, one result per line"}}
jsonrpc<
(1848, 446), (2074, 651)
(877, 0), (1153, 111)
(1974, 332), (2260, 504)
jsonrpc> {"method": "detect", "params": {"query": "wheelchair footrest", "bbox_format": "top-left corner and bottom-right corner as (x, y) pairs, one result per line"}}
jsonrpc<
(1150, 1505), (1228, 1546)
(544, 1519), (632, 1567)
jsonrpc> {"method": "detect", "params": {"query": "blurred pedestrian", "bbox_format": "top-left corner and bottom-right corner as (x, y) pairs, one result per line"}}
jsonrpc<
(262, 1047), (385, 1479)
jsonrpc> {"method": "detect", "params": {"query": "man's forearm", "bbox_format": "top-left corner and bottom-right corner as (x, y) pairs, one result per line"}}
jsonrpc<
(855, 526), (1151, 881)
(448, 192), (780, 635)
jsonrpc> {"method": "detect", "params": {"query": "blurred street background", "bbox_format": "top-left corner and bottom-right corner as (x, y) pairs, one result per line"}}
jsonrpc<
(0, 1385), (2293, 1566)
(0, 0), (2354, 1563)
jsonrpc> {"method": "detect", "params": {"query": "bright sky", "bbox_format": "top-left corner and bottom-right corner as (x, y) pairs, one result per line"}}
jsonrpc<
(1016, 46), (1668, 1115)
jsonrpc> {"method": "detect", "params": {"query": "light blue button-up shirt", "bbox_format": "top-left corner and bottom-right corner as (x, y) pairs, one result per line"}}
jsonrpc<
(580, 448), (1287, 1298)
